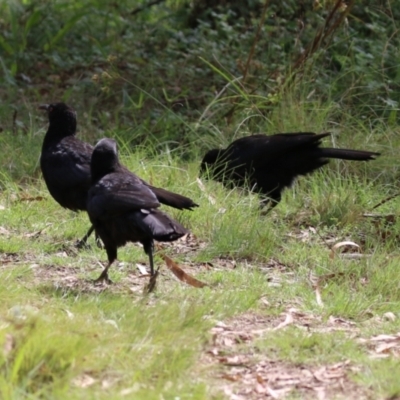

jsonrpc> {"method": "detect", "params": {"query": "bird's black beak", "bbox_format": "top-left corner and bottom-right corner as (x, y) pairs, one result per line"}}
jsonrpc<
(38, 104), (50, 111)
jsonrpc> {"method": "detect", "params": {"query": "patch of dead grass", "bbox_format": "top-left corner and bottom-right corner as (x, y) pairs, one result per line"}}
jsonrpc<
(202, 311), (371, 399)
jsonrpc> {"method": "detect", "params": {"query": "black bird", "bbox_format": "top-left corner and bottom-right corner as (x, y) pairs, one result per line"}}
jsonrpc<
(40, 102), (95, 247)
(87, 138), (188, 283)
(200, 132), (380, 209)
(40, 102), (198, 247)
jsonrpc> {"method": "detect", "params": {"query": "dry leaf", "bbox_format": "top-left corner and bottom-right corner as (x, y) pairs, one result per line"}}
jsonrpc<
(160, 253), (208, 288)
(18, 196), (44, 202)
(375, 342), (398, 354)
(383, 312), (396, 321)
(63, 309), (74, 319)
(120, 383), (141, 396)
(136, 263), (149, 275)
(330, 241), (360, 259)
(23, 230), (42, 239)
(273, 312), (294, 331)
(72, 373), (97, 388)
(314, 284), (324, 308)
(370, 333), (400, 342)
(220, 355), (248, 366)
(266, 385), (286, 399)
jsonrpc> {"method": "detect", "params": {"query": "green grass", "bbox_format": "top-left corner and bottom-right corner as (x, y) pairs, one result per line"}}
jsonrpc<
(1, 131), (400, 398)
(2, 2), (400, 397)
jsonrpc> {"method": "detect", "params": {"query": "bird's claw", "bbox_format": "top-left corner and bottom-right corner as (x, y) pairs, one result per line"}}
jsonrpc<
(93, 272), (113, 285)
(75, 239), (91, 250)
(144, 269), (159, 293)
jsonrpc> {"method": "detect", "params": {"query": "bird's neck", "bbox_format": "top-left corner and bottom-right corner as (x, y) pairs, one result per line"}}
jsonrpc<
(91, 163), (120, 184)
(43, 123), (77, 145)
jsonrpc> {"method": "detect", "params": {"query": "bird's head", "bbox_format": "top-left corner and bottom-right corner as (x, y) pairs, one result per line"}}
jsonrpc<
(39, 102), (77, 136)
(200, 149), (223, 178)
(91, 138), (120, 182)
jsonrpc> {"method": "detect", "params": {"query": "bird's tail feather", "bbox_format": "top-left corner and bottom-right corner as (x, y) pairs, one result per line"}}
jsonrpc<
(132, 209), (188, 242)
(319, 148), (380, 161)
(146, 185), (199, 211)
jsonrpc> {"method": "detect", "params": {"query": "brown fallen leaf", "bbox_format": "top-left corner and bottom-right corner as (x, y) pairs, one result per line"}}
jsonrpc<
(221, 373), (242, 382)
(159, 253), (208, 288)
(219, 355), (248, 366)
(375, 342), (399, 354)
(17, 196), (45, 202)
(369, 333), (400, 342)
(23, 230), (43, 239)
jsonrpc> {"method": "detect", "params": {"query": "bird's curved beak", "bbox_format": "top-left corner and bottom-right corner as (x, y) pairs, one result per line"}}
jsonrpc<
(38, 104), (49, 111)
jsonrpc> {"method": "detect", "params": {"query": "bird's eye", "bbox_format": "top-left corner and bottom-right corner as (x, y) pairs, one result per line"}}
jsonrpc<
(48, 106), (54, 112)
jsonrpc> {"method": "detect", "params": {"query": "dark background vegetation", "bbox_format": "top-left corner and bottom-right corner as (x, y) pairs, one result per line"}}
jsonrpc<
(0, 0), (399, 180)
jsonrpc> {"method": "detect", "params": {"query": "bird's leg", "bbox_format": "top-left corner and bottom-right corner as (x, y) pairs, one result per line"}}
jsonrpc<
(95, 232), (103, 249)
(94, 247), (116, 285)
(75, 225), (95, 249)
(145, 267), (159, 294)
(143, 242), (158, 293)
(94, 262), (113, 285)
(148, 244), (155, 276)
(143, 241), (155, 276)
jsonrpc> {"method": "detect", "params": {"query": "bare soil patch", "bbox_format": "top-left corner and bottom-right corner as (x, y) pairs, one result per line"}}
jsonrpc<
(203, 311), (372, 399)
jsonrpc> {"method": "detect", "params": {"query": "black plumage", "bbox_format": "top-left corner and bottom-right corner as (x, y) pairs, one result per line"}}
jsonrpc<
(40, 102), (95, 246)
(200, 132), (380, 208)
(40, 102), (198, 247)
(87, 138), (188, 283)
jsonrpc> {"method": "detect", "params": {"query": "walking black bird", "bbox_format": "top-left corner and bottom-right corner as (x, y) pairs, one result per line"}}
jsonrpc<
(40, 102), (198, 248)
(87, 138), (188, 283)
(200, 132), (380, 209)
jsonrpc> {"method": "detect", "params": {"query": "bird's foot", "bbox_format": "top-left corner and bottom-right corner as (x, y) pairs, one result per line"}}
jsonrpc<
(144, 269), (159, 294)
(93, 270), (113, 285)
(75, 239), (91, 250)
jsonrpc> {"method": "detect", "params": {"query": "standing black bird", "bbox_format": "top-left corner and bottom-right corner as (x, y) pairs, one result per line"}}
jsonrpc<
(200, 132), (380, 208)
(87, 138), (188, 283)
(40, 102), (95, 247)
(40, 102), (198, 248)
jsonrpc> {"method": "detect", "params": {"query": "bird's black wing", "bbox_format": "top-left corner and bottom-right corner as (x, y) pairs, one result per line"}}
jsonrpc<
(225, 133), (329, 169)
(41, 138), (92, 186)
(40, 137), (93, 210)
(88, 172), (161, 221)
(113, 163), (198, 210)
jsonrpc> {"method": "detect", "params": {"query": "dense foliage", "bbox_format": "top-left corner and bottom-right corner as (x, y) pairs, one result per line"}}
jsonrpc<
(0, 0), (398, 161)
